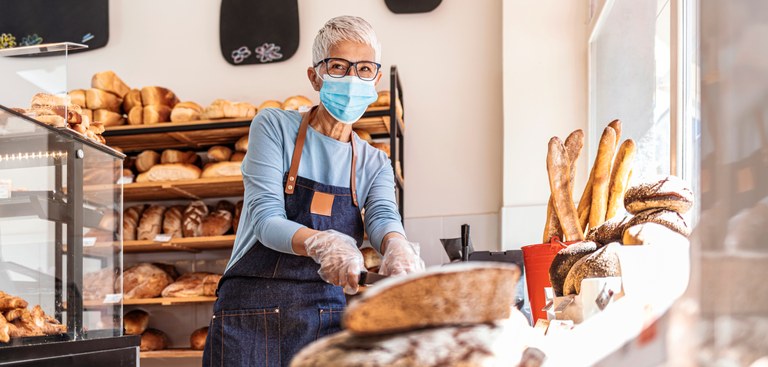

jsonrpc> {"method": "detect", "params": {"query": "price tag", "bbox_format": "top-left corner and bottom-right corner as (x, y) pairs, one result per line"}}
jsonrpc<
(116, 176), (134, 185)
(83, 237), (97, 247)
(103, 293), (123, 304)
(595, 283), (615, 311)
(153, 234), (172, 242)
(0, 179), (11, 199)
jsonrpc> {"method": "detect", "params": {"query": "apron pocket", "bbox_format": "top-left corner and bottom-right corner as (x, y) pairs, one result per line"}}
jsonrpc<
(316, 306), (344, 340)
(209, 307), (281, 367)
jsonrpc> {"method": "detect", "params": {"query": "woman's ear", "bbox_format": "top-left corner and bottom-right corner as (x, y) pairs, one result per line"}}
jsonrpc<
(373, 70), (384, 87)
(307, 67), (322, 91)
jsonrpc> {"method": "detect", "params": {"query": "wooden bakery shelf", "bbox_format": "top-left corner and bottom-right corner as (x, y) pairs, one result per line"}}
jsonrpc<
(123, 235), (236, 253)
(85, 176), (244, 202)
(85, 296), (217, 308)
(140, 349), (203, 359)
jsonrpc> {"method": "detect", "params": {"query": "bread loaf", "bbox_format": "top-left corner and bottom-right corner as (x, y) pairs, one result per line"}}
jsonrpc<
(123, 205), (147, 241)
(140, 164), (202, 182)
(624, 175), (694, 215)
(546, 137), (583, 241)
(170, 101), (203, 122)
(160, 149), (197, 164)
(343, 263), (521, 336)
(605, 139), (637, 220)
(235, 135), (248, 152)
(207, 146), (233, 162)
(548, 241), (598, 297)
(215, 200), (235, 215)
(124, 309), (149, 335)
(586, 214), (633, 245)
(127, 106), (143, 125)
(143, 104), (172, 124)
(190, 327), (209, 350)
(161, 272), (211, 297)
(140, 328), (169, 351)
(93, 109), (125, 127)
(162, 205), (185, 238)
(282, 95), (312, 111)
(123, 89), (142, 113)
(201, 161), (241, 178)
(361, 247), (382, 272)
(589, 127), (617, 229)
(30, 93), (70, 110)
(626, 208), (691, 237)
(83, 268), (116, 301)
(152, 262), (180, 280)
(140, 86), (179, 108)
(563, 243), (621, 295)
(371, 90), (390, 107)
(69, 89), (86, 107)
(202, 99), (257, 119)
(135, 150), (160, 173)
(233, 200), (243, 233)
(182, 201), (209, 237)
(85, 88), (122, 112)
(201, 210), (232, 237)
(258, 100), (283, 110)
(202, 274), (221, 296)
(91, 71), (131, 98)
(137, 205), (166, 241)
(119, 263), (174, 299)
(230, 152), (245, 162)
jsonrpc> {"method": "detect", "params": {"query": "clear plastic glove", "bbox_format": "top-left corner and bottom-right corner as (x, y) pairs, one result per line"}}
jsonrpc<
(304, 230), (364, 294)
(379, 237), (426, 276)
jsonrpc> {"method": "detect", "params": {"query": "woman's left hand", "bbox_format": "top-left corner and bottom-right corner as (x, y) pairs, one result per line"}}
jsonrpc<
(379, 237), (426, 276)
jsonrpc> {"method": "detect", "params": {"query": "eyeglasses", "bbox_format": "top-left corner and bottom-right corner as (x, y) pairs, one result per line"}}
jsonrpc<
(314, 57), (381, 81)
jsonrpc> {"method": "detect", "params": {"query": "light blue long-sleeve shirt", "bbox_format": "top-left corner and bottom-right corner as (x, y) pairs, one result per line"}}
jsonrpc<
(225, 108), (404, 271)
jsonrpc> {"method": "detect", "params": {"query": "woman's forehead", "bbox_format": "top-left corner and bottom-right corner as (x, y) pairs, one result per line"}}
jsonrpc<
(328, 40), (375, 61)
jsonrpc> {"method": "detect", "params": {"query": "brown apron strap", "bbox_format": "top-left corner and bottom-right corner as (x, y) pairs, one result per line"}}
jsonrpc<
(284, 107), (359, 207)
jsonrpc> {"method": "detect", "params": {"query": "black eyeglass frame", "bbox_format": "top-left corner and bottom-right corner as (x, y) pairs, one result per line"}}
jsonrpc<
(313, 57), (382, 81)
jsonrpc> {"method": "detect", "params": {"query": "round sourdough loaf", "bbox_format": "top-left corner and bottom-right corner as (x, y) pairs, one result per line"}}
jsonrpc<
(549, 241), (598, 297)
(124, 309), (149, 335)
(624, 175), (694, 214)
(587, 215), (633, 245)
(626, 208), (691, 237)
(140, 328), (169, 351)
(190, 327), (208, 350)
(563, 243), (621, 296)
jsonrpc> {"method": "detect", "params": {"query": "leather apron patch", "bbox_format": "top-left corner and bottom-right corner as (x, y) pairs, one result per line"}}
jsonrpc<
(310, 191), (335, 216)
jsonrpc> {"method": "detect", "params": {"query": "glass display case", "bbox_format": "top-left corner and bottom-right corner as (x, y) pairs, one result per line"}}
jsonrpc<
(0, 43), (138, 365)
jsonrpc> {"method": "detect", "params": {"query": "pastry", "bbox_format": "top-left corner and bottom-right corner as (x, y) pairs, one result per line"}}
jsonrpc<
(589, 126), (617, 230)
(355, 130), (373, 144)
(69, 89), (87, 107)
(123, 205), (147, 241)
(202, 274), (221, 296)
(624, 175), (694, 215)
(124, 309), (149, 335)
(0, 291), (28, 312)
(361, 247), (382, 272)
(548, 241), (598, 297)
(127, 106), (143, 125)
(230, 152), (245, 162)
(170, 101), (203, 122)
(233, 200), (243, 233)
(586, 214), (633, 245)
(543, 130), (583, 242)
(605, 139), (637, 220)
(160, 149), (197, 164)
(371, 90), (390, 107)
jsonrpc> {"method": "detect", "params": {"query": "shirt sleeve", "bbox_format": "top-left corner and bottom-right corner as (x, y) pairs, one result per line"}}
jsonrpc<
(364, 157), (406, 252)
(240, 111), (304, 254)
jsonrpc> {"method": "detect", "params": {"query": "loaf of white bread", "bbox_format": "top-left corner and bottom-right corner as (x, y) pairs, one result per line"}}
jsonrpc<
(202, 99), (257, 120)
(171, 101), (203, 122)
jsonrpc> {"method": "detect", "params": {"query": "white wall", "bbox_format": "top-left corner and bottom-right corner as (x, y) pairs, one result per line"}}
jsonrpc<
(501, 1), (589, 249)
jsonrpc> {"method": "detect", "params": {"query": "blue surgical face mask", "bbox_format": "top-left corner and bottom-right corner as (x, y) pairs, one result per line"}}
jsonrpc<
(319, 74), (378, 124)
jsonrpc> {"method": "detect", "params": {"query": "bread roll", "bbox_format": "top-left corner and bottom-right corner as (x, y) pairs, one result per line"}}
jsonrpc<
(140, 86), (179, 108)
(257, 100), (282, 110)
(235, 135), (248, 152)
(124, 309), (149, 335)
(93, 109), (125, 127)
(626, 208), (691, 237)
(548, 241), (598, 297)
(190, 327), (209, 350)
(233, 200), (243, 233)
(137, 205), (166, 241)
(162, 205), (185, 238)
(282, 95), (312, 111)
(201, 161), (242, 178)
(123, 89), (142, 113)
(69, 89), (86, 108)
(624, 175), (694, 215)
(135, 150), (160, 173)
(160, 149), (197, 164)
(343, 263), (521, 335)
(371, 142), (390, 157)
(361, 247), (382, 272)
(119, 263), (174, 299)
(123, 205), (147, 242)
(140, 328), (169, 351)
(140, 164), (202, 182)
(201, 210), (232, 237)
(182, 201), (208, 237)
(207, 146), (233, 162)
(563, 243), (621, 295)
(143, 104), (172, 124)
(170, 101), (203, 122)
(230, 152), (245, 162)
(85, 88), (122, 112)
(127, 106), (143, 125)
(586, 214), (633, 245)
(91, 71), (131, 98)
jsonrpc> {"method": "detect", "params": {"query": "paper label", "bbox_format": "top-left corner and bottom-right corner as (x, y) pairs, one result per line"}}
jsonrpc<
(595, 283), (615, 311)
(103, 293), (123, 304)
(116, 176), (134, 185)
(153, 234), (172, 242)
(0, 179), (11, 199)
(83, 237), (97, 247)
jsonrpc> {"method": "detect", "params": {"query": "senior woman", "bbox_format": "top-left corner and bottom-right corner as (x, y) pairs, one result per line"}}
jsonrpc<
(203, 16), (425, 366)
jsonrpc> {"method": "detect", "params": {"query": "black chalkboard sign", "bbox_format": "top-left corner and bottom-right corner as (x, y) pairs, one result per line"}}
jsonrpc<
(385, 0), (442, 14)
(219, 0), (299, 66)
(0, 0), (109, 54)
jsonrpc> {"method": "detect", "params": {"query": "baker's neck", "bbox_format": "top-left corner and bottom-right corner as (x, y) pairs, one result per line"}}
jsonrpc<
(309, 105), (353, 143)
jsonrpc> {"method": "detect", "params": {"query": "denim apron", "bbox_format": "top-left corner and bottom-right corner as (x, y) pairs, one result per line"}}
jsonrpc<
(202, 107), (364, 367)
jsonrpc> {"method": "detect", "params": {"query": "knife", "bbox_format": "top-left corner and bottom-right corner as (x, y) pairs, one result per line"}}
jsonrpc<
(358, 271), (388, 286)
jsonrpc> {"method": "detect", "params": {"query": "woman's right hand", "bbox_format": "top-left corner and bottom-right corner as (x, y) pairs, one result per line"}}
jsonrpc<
(304, 230), (364, 294)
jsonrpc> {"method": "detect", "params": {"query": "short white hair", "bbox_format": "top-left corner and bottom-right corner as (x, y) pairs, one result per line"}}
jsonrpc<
(312, 16), (381, 64)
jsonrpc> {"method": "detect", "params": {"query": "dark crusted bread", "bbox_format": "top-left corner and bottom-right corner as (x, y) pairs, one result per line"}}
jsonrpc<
(587, 215), (633, 245)
(563, 243), (621, 295)
(624, 175), (694, 214)
(626, 208), (691, 237)
(548, 241), (598, 297)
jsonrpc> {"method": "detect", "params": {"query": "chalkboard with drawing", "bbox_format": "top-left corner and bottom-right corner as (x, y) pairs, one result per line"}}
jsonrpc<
(219, 0), (299, 66)
(0, 0), (109, 54)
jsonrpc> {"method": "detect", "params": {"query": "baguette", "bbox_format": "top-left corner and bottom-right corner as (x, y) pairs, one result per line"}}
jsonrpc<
(605, 139), (636, 220)
(546, 137), (583, 241)
(543, 130), (583, 242)
(608, 119), (622, 148)
(588, 126), (617, 229)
